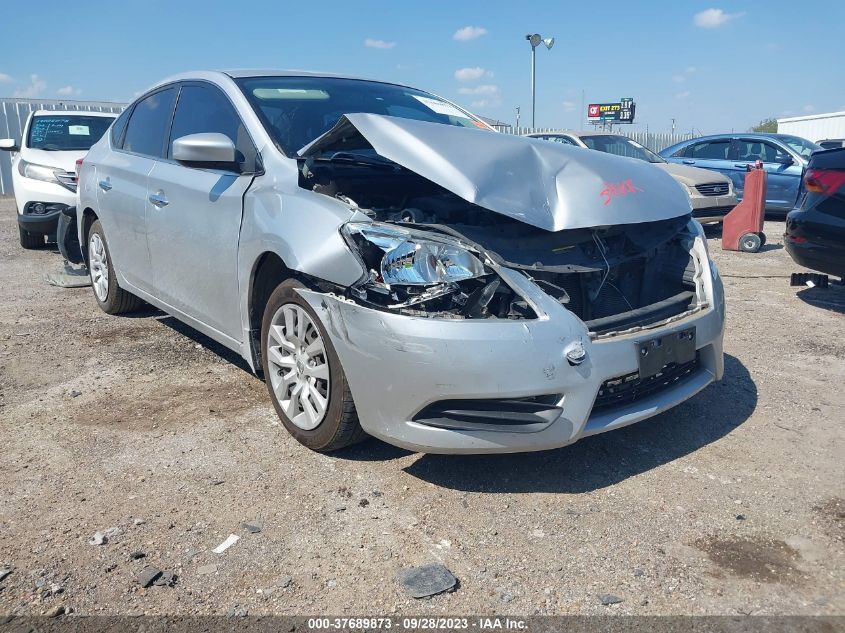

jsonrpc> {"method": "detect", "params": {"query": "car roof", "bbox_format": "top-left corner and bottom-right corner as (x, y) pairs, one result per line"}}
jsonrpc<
(149, 69), (417, 93)
(32, 109), (116, 117)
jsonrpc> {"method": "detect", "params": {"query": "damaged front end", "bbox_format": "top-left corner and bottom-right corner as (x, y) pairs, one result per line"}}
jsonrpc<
(296, 114), (710, 335)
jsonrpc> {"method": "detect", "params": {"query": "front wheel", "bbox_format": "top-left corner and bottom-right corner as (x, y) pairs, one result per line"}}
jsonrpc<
(260, 279), (364, 452)
(87, 220), (144, 314)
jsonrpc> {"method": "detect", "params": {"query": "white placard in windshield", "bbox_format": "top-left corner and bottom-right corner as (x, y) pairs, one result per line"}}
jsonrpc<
(68, 125), (90, 135)
(412, 95), (467, 118)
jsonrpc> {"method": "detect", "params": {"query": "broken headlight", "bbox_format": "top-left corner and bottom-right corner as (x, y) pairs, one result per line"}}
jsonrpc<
(341, 222), (532, 319)
(343, 222), (486, 286)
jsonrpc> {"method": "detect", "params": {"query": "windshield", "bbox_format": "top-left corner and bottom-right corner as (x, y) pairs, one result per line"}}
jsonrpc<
(776, 134), (821, 159)
(26, 115), (115, 151)
(236, 76), (489, 155)
(579, 135), (665, 163)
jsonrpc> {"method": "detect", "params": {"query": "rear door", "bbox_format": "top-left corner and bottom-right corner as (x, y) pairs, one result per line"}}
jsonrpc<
(731, 138), (803, 210)
(95, 87), (177, 292)
(675, 138), (734, 183)
(145, 82), (258, 341)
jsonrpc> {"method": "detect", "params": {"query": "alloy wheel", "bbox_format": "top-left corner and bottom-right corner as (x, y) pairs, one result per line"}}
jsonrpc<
(89, 233), (109, 302)
(266, 303), (330, 430)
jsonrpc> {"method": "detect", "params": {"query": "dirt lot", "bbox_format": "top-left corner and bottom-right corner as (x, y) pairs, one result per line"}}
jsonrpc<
(0, 197), (843, 617)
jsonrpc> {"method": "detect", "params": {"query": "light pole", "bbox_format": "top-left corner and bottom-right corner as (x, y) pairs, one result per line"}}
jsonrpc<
(526, 33), (554, 128)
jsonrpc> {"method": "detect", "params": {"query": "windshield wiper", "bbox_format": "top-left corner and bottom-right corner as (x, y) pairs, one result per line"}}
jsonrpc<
(316, 151), (402, 169)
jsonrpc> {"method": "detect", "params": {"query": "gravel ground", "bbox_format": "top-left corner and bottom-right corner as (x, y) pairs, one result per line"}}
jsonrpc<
(0, 197), (842, 617)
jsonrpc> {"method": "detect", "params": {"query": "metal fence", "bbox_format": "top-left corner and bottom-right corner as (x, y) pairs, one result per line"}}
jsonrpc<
(0, 98), (125, 196)
(501, 126), (696, 153)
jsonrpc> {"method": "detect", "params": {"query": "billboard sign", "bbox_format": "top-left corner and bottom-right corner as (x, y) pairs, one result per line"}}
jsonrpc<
(587, 98), (636, 124)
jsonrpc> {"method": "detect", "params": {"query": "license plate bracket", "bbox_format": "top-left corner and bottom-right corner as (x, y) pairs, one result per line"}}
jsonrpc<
(637, 327), (696, 379)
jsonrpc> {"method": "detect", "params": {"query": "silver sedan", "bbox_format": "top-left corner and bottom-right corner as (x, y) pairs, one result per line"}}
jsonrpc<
(77, 71), (725, 454)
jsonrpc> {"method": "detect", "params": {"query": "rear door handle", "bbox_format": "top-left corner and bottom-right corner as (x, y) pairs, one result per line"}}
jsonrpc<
(148, 192), (169, 208)
(98, 180), (112, 191)
(682, 160), (695, 165)
(734, 163), (751, 168)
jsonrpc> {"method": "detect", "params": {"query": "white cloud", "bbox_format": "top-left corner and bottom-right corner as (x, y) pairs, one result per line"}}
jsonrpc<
(562, 101), (576, 112)
(454, 67), (492, 81)
(803, 104), (815, 113)
(686, 66), (697, 74)
(13, 74), (46, 98)
(675, 90), (691, 100)
(364, 38), (396, 49)
(57, 85), (81, 96)
(458, 84), (499, 96)
(0, 72), (13, 83)
(471, 100), (491, 108)
(694, 8), (744, 28)
(453, 26), (487, 41)
(672, 75), (686, 83)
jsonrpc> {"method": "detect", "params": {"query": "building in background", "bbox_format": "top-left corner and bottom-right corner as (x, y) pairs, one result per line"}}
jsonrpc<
(777, 111), (845, 143)
(1, 98), (125, 196)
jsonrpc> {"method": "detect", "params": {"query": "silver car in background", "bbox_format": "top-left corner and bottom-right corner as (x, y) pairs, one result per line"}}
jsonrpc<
(77, 71), (725, 454)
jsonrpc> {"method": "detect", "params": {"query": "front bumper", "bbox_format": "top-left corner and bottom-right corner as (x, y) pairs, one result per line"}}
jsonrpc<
(298, 259), (726, 454)
(690, 194), (737, 223)
(18, 208), (63, 235)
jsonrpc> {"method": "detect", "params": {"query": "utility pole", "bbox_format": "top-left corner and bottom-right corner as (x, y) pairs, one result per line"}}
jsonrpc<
(671, 118), (676, 134)
(515, 106), (521, 131)
(525, 34), (554, 128)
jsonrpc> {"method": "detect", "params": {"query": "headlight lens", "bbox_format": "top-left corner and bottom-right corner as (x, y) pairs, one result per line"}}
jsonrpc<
(18, 159), (61, 183)
(343, 223), (486, 286)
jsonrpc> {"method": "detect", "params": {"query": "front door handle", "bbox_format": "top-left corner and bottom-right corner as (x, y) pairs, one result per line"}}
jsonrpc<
(148, 192), (169, 208)
(734, 163), (751, 168)
(98, 180), (112, 191)
(682, 159), (695, 165)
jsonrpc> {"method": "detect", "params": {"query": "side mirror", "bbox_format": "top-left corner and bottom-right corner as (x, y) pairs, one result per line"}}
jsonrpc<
(172, 133), (236, 164)
(775, 154), (794, 166)
(0, 138), (19, 152)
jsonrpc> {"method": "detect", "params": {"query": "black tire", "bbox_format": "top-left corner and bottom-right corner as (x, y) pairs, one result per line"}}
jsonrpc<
(19, 227), (44, 249)
(260, 279), (364, 452)
(87, 220), (144, 315)
(739, 232), (762, 253)
(759, 232), (767, 246)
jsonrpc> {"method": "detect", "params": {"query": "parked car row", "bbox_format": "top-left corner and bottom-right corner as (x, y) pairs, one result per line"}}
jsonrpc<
(61, 70), (726, 454)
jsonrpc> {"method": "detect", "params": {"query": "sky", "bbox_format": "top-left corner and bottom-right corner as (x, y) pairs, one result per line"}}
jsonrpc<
(1, 0), (843, 134)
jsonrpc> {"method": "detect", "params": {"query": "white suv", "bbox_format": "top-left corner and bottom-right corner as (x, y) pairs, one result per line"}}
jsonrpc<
(0, 110), (115, 248)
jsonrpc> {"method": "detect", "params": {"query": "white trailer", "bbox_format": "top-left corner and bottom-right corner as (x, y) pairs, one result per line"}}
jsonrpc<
(777, 111), (845, 143)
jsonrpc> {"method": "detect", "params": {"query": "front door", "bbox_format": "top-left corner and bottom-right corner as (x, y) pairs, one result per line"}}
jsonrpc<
(731, 139), (803, 211)
(145, 83), (259, 341)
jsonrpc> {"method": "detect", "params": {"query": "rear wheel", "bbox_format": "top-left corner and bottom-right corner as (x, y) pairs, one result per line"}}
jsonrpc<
(87, 220), (144, 314)
(260, 279), (364, 452)
(19, 227), (44, 249)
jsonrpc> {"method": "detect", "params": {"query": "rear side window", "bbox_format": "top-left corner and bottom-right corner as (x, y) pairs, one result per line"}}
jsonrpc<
(110, 108), (131, 148)
(686, 140), (731, 160)
(168, 84), (256, 171)
(122, 88), (177, 158)
(26, 115), (114, 151)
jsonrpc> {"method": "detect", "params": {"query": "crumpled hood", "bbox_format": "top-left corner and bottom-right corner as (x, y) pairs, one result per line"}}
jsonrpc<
(655, 162), (732, 187)
(22, 148), (87, 172)
(299, 114), (692, 232)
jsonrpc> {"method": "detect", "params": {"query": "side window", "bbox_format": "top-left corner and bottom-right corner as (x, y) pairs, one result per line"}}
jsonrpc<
(735, 140), (786, 163)
(687, 140), (731, 160)
(168, 84), (256, 172)
(554, 136), (578, 146)
(122, 88), (177, 158)
(110, 107), (131, 148)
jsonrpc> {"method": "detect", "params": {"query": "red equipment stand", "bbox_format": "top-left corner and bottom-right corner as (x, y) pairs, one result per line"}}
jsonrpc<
(722, 160), (767, 252)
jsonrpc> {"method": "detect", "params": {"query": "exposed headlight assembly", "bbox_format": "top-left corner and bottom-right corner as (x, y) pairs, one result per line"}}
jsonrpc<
(341, 222), (531, 319)
(345, 223), (486, 286)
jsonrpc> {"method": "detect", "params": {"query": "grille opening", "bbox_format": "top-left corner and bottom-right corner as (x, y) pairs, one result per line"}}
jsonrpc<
(592, 352), (701, 412)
